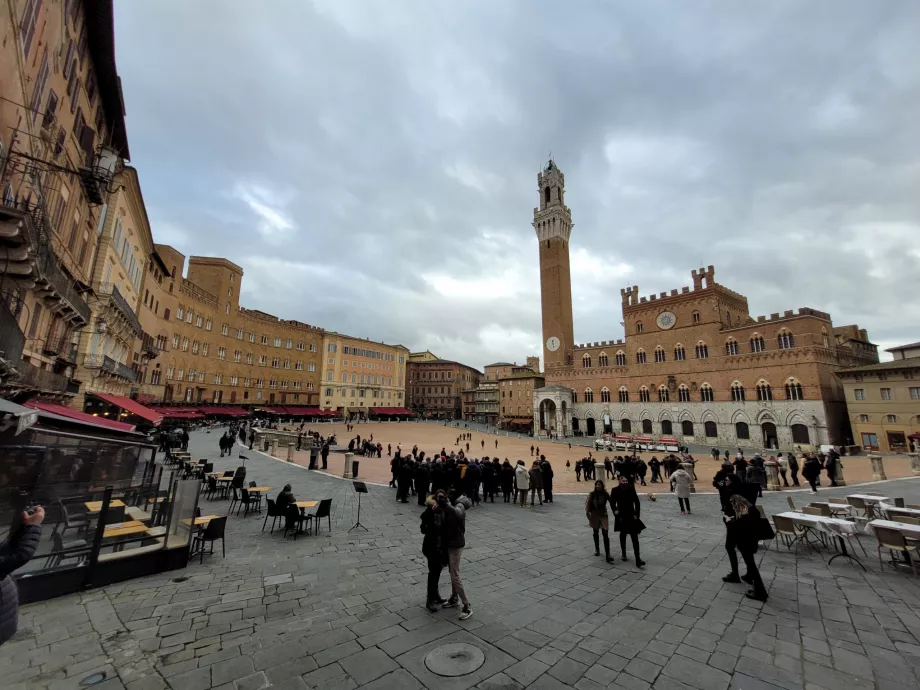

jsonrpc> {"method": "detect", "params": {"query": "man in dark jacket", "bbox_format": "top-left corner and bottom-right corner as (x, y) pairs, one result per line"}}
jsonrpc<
(415, 459), (430, 506)
(420, 496), (446, 612)
(397, 459), (414, 503)
(320, 442), (330, 470)
(540, 456), (554, 503)
(481, 460), (495, 503)
(465, 461), (481, 505)
(1, 507), (44, 645)
(437, 491), (473, 620)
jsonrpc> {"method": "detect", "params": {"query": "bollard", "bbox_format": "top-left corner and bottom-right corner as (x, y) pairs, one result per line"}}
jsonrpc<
(868, 452), (887, 481)
(765, 459), (781, 491)
(680, 462), (696, 493)
(909, 453), (920, 476)
(270, 440), (277, 457)
(343, 452), (354, 479)
(833, 460), (847, 486)
(286, 443), (294, 463)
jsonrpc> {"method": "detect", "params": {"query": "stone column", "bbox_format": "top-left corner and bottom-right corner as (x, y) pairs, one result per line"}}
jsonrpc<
(908, 453), (920, 476)
(868, 452), (887, 481)
(344, 452), (354, 479)
(286, 443), (294, 463)
(270, 439), (277, 457)
(833, 460), (846, 486)
(764, 459), (781, 491)
(681, 462), (696, 493)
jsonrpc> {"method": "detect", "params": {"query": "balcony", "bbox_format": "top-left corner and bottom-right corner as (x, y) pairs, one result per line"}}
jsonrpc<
(140, 331), (161, 358)
(0, 298), (26, 378)
(17, 361), (78, 395)
(96, 283), (142, 336)
(83, 354), (137, 382)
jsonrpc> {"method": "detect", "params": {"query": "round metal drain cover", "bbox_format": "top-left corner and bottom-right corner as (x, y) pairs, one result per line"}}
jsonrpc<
(171, 576), (189, 583)
(79, 672), (108, 686)
(424, 643), (485, 677)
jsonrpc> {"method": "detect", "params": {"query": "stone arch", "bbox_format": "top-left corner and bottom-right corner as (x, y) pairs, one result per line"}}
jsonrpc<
(700, 409), (718, 424)
(619, 410), (631, 420)
(658, 409), (673, 422)
(756, 409), (776, 424)
(678, 409), (695, 423)
(731, 409), (751, 424)
(784, 409), (810, 427)
(639, 408), (653, 421)
(584, 409), (596, 419)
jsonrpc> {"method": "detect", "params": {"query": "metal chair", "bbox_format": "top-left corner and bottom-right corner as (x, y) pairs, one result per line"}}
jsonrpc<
(894, 498), (905, 508)
(786, 496), (796, 512)
(283, 504), (309, 539)
(229, 486), (241, 515)
(192, 516), (227, 564)
(772, 515), (801, 550)
(262, 498), (282, 534)
(44, 531), (90, 568)
(305, 499), (333, 535)
(875, 526), (920, 576)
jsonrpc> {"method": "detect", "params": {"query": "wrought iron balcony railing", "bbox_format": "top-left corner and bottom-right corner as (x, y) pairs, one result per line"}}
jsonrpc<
(95, 283), (142, 335)
(0, 298), (26, 373)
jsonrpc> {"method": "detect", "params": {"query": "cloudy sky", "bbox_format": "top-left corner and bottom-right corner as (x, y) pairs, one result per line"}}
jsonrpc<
(114, 1), (920, 369)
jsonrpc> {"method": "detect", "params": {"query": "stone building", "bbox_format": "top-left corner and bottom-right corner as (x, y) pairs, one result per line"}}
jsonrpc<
(0, 0), (130, 401)
(499, 366), (545, 432)
(319, 332), (408, 419)
(532, 159), (878, 449)
(408, 350), (439, 363)
(467, 359), (542, 426)
(407, 357), (481, 419)
(836, 343), (920, 453)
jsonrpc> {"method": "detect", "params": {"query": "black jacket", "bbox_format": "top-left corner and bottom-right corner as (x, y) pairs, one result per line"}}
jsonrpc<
(609, 484), (645, 534)
(0, 525), (41, 645)
(727, 506), (762, 554)
(420, 505), (443, 558)
(541, 461), (554, 488)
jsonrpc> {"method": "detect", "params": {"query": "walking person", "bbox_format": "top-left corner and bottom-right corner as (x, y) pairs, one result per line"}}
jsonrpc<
(603, 457), (613, 480)
(1, 506), (44, 645)
(515, 460), (530, 507)
(776, 453), (790, 487)
(802, 455), (821, 494)
(420, 495), (446, 612)
(725, 495), (769, 602)
(437, 490), (473, 620)
(670, 465), (693, 514)
(586, 480), (614, 563)
(529, 460), (543, 506)
(500, 460), (514, 502)
(609, 476), (646, 567)
(648, 456), (661, 483)
(541, 456), (554, 503)
(825, 450), (840, 487)
(575, 459), (582, 482)
(321, 441), (329, 470)
(788, 452), (800, 487)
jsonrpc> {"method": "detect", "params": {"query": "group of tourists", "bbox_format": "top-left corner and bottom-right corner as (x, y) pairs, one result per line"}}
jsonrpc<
(716, 446), (841, 495)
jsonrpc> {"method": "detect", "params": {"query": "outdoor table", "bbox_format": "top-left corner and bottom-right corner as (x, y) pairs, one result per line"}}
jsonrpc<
(848, 494), (890, 503)
(85, 499), (126, 513)
(247, 486), (272, 494)
(181, 514), (220, 527)
(146, 496), (167, 504)
(295, 501), (317, 510)
(812, 502), (852, 517)
(103, 520), (157, 552)
(867, 519), (920, 539)
(877, 503), (920, 519)
(217, 477), (234, 482)
(775, 511), (863, 568)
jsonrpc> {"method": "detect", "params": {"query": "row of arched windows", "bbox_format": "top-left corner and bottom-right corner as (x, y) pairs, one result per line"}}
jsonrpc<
(577, 379), (805, 404)
(581, 328), (811, 369)
(607, 418), (809, 443)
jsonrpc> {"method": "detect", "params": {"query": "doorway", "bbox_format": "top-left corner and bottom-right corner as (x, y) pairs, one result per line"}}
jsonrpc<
(586, 417), (596, 437)
(761, 422), (778, 449)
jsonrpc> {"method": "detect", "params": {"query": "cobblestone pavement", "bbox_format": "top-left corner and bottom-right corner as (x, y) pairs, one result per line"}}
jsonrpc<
(3, 429), (920, 690)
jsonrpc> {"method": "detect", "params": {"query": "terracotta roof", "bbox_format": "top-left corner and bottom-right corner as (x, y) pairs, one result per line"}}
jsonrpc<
(836, 356), (920, 375)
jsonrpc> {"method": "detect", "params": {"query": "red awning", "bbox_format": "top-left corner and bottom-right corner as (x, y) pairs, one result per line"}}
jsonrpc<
(634, 436), (653, 442)
(615, 434), (632, 440)
(197, 406), (248, 416)
(26, 401), (136, 432)
(89, 392), (163, 425)
(262, 406), (287, 414)
(161, 410), (204, 420)
(660, 437), (679, 444)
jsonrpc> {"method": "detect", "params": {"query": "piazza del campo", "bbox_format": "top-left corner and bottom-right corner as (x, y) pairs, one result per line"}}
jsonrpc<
(0, 2), (919, 690)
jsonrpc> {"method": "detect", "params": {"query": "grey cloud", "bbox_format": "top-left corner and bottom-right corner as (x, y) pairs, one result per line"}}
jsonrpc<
(114, 0), (920, 368)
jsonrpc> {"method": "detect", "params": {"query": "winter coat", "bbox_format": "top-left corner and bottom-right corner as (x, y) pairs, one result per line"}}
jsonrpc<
(727, 506), (762, 554)
(585, 490), (610, 530)
(441, 497), (470, 549)
(609, 484), (645, 535)
(541, 461), (554, 489)
(0, 525), (41, 645)
(802, 459), (821, 480)
(420, 500), (444, 559)
(515, 464), (530, 491)
(529, 466), (543, 489)
(670, 469), (692, 499)
(500, 464), (515, 490)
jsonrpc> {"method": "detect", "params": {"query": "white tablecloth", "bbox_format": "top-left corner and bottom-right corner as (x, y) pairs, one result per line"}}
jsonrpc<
(867, 519), (920, 539)
(775, 511), (859, 536)
(878, 503), (920, 519)
(848, 494), (890, 503)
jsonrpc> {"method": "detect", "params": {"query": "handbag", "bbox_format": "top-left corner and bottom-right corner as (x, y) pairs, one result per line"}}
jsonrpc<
(757, 517), (776, 542)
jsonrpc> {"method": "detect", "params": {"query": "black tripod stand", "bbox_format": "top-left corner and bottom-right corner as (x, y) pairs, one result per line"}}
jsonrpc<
(350, 481), (368, 531)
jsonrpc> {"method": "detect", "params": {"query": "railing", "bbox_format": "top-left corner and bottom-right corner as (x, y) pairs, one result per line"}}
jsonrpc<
(140, 331), (160, 357)
(0, 298), (26, 370)
(96, 283), (142, 335)
(18, 361), (75, 394)
(116, 361), (137, 382)
(83, 353), (137, 381)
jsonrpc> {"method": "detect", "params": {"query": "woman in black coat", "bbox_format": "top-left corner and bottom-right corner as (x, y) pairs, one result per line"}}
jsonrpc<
(500, 461), (515, 503)
(609, 476), (645, 566)
(420, 496), (445, 611)
(1, 508), (44, 645)
(725, 495), (768, 601)
(802, 455), (821, 494)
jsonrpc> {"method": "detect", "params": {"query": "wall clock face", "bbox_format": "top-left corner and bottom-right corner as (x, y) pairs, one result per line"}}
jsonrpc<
(546, 336), (560, 352)
(656, 311), (676, 330)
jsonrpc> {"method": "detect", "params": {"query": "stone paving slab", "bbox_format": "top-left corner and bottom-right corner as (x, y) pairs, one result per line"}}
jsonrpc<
(3, 428), (920, 689)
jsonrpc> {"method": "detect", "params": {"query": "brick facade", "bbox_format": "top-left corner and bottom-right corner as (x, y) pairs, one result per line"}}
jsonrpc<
(407, 358), (481, 419)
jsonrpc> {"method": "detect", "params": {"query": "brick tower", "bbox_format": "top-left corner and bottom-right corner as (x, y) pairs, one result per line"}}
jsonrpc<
(534, 159), (575, 372)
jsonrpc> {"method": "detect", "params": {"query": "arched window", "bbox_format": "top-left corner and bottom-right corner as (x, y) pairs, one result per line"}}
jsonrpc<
(615, 351), (626, 366)
(621, 418), (632, 433)
(618, 386), (629, 403)
(692, 311), (701, 323)
(821, 327), (829, 348)
(637, 322), (644, 334)
(704, 421), (718, 438)
(642, 419), (653, 434)
(163, 308), (171, 321)
(654, 346), (665, 363)
(572, 391), (578, 403)
(736, 422), (750, 440)
(674, 344), (686, 361)
(700, 383), (714, 402)
(582, 353), (592, 368)
(791, 424), (810, 444)
(661, 419), (673, 435)
(726, 338), (739, 356)
(756, 380), (773, 401)
(731, 382), (745, 402)
(750, 335), (765, 353)
(778, 329), (795, 349)
(598, 352), (608, 367)
(636, 349), (647, 364)
(600, 387), (611, 403)
(639, 386), (650, 403)
(544, 186), (551, 204)
(695, 341), (708, 359)
(678, 384), (690, 402)
(658, 386), (669, 402)
(584, 388), (594, 403)
(785, 378), (804, 401)
(682, 420), (694, 436)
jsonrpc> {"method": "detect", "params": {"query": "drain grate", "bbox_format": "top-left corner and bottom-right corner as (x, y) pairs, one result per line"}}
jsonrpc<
(79, 671), (108, 686)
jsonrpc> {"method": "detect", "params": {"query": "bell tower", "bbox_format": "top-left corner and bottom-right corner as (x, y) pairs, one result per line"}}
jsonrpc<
(534, 159), (575, 371)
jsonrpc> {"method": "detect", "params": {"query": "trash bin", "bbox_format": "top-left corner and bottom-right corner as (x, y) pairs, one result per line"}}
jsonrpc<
(352, 459), (359, 477)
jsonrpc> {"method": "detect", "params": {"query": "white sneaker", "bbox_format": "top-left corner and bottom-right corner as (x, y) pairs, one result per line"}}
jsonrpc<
(459, 605), (472, 620)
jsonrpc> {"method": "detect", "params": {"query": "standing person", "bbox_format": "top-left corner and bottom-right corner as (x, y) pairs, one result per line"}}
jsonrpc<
(747, 456), (765, 498)
(776, 453), (790, 487)
(481, 459), (495, 503)
(711, 447), (720, 463)
(495, 439), (498, 449)
(603, 457), (613, 480)
(788, 452), (800, 487)
(802, 455), (821, 494)
(575, 458), (583, 482)
(530, 445), (534, 457)
(481, 439), (485, 450)
(541, 456), (554, 503)
(0, 506), (44, 645)
(670, 466), (693, 514)
(648, 456), (661, 483)
(637, 458), (648, 487)
(732, 452), (748, 484)
(465, 460), (482, 506)
(825, 450), (839, 487)
(415, 459), (430, 506)
(420, 495), (446, 612)
(248, 429), (255, 450)
(610, 476), (645, 566)
(725, 495), (769, 601)
(500, 460), (515, 502)
(437, 490), (473, 620)
(529, 460), (543, 506)
(390, 453), (400, 488)
(515, 460), (530, 507)
(586, 480), (614, 563)
(397, 459), (414, 503)
(321, 441), (330, 470)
